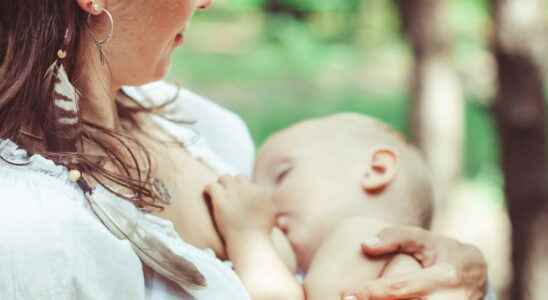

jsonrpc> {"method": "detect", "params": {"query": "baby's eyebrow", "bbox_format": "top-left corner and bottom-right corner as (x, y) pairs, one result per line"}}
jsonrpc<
(273, 154), (294, 165)
(269, 156), (294, 172)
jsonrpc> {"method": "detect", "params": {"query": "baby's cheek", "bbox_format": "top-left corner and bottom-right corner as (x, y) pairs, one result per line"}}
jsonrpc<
(271, 188), (297, 212)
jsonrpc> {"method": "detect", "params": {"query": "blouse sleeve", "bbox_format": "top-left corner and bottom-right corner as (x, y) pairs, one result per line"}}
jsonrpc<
(125, 81), (257, 176)
(177, 87), (256, 176)
(0, 167), (147, 300)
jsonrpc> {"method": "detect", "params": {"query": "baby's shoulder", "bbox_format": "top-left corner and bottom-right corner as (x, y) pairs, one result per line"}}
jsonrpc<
(303, 218), (393, 299)
(330, 217), (392, 237)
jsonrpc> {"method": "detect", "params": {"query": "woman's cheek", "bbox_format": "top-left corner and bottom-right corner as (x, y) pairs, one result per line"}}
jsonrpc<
(160, 0), (195, 29)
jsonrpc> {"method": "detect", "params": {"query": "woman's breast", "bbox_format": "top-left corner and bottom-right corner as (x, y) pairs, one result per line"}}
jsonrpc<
(151, 143), (226, 257)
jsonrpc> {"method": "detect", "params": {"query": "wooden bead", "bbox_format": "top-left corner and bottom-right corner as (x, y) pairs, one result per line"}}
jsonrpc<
(68, 169), (82, 182)
(57, 50), (67, 59)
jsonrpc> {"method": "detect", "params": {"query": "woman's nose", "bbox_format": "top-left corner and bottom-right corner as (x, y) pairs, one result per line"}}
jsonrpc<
(197, 0), (213, 10)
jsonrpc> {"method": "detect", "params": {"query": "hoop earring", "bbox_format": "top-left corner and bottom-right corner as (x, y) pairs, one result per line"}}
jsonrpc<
(87, 4), (114, 65)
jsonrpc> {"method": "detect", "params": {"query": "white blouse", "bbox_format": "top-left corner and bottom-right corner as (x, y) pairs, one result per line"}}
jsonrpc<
(0, 82), (497, 300)
(0, 81), (254, 300)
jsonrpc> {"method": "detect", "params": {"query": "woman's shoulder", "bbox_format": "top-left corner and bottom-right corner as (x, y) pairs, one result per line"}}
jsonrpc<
(0, 140), (134, 253)
(0, 141), (147, 299)
(0, 140), (85, 205)
(0, 141), (77, 199)
(0, 158), (136, 249)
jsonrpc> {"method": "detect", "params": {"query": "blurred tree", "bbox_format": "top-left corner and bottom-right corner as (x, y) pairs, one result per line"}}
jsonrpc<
(262, 0), (362, 42)
(491, 1), (548, 299)
(263, 0), (309, 19)
(394, 0), (464, 209)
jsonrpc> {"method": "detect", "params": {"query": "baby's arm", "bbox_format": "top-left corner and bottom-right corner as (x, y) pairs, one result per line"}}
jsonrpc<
(205, 176), (304, 300)
(226, 230), (303, 300)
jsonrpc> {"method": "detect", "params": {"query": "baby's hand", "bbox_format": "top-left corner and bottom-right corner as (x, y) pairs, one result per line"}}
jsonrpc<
(204, 175), (275, 242)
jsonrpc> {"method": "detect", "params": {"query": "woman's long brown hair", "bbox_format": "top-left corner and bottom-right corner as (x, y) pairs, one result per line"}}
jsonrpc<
(0, 1), (174, 210)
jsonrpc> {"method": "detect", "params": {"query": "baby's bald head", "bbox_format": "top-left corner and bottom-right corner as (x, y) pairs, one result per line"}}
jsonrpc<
(323, 113), (434, 228)
(254, 113), (434, 270)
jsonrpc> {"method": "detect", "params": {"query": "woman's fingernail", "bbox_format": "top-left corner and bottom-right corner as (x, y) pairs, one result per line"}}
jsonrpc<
(363, 236), (381, 247)
(343, 294), (358, 300)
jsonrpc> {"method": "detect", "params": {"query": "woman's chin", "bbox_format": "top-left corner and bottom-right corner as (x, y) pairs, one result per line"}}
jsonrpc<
(153, 59), (173, 82)
(125, 63), (171, 87)
(123, 43), (179, 87)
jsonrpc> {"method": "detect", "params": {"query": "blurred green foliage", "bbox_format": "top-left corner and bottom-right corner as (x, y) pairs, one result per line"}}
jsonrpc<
(221, 0), (361, 12)
(170, 0), (503, 186)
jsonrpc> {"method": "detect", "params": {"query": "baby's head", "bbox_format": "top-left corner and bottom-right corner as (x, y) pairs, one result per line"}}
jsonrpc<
(254, 113), (433, 271)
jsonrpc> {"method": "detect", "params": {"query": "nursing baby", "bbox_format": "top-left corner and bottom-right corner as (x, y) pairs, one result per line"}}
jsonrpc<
(205, 113), (464, 300)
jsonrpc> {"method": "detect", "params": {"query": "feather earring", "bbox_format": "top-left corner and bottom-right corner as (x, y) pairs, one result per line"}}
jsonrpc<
(43, 27), (207, 292)
(85, 191), (207, 290)
(43, 29), (84, 185)
(44, 29), (81, 155)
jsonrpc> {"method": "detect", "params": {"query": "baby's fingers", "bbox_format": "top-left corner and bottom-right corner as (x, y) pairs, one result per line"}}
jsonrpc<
(361, 226), (437, 267)
(341, 263), (458, 300)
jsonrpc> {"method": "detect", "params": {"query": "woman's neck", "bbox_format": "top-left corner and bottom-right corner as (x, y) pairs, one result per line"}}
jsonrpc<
(78, 46), (121, 131)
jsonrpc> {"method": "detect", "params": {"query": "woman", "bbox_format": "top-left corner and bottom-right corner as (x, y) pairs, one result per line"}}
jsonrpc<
(0, 1), (493, 299)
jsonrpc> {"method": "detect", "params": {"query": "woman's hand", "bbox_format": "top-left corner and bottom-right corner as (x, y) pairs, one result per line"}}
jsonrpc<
(204, 175), (275, 242)
(342, 226), (488, 300)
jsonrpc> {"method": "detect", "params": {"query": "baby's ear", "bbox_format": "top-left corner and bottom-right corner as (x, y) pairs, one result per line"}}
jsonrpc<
(361, 146), (399, 194)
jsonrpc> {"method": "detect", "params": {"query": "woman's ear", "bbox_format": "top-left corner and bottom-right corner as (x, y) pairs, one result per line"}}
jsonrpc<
(75, 0), (105, 15)
(361, 147), (399, 194)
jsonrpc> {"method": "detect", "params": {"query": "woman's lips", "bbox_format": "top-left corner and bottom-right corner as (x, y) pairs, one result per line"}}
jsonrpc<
(174, 33), (185, 47)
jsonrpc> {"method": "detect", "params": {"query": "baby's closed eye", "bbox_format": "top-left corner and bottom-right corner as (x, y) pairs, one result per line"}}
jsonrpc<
(270, 160), (294, 185)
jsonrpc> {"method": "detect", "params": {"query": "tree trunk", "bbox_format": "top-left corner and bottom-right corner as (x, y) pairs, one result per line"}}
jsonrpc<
(263, 0), (309, 20)
(395, 0), (464, 210)
(491, 0), (548, 299)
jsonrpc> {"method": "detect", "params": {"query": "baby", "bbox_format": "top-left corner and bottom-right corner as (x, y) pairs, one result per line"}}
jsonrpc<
(205, 113), (464, 300)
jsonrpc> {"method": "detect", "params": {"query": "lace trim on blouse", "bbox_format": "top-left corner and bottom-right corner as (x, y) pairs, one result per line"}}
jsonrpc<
(0, 137), (249, 299)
